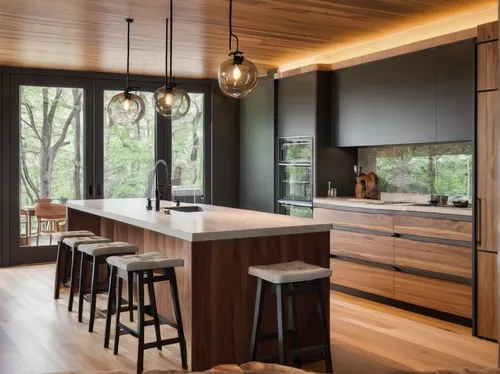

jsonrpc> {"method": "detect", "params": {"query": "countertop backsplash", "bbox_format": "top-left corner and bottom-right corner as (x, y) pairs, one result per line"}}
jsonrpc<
(358, 142), (472, 201)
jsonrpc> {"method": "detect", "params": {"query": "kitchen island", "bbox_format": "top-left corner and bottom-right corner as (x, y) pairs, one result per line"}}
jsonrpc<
(65, 198), (332, 371)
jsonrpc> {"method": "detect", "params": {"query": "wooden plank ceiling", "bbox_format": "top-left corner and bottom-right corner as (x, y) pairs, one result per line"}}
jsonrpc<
(0, 0), (495, 78)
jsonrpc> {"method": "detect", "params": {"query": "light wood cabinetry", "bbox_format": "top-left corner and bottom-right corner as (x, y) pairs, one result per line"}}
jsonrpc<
(393, 215), (472, 242)
(477, 21), (499, 43)
(477, 252), (498, 340)
(320, 205), (472, 320)
(330, 230), (394, 264)
(476, 21), (499, 341)
(330, 259), (394, 298)
(477, 91), (499, 253)
(394, 273), (472, 318)
(394, 238), (472, 278)
(478, 42), (499, 92)
(314, 208), (393, 233)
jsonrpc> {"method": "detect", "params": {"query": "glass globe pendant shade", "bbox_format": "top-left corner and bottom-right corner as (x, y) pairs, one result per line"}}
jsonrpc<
(107, 91), (145, 125)
(153, 86), (191, 119)
(218, 57), (259, 99)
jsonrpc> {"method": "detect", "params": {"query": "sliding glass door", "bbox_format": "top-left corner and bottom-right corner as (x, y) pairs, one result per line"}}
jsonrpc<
(102, 89), (156, 199)
(8, 75), (94, 265)
(2, 74), (212, 267)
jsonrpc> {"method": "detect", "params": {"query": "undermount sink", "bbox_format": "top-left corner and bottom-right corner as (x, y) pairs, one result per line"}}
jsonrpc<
(163, 206), (203, 213)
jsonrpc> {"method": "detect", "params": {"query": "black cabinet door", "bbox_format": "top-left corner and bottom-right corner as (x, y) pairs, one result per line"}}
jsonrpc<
(334, 49), (437, 146)
(277, 72), (316, 137)
(436, 40), (475, 142)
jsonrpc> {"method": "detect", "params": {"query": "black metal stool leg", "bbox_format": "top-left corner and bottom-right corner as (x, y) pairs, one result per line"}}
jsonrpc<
(136, 272), (146, 374)
(276, 284), (286, 366)
(78, 252), (87, 322)
(88, 257), (100, 332)
(249, 278), (265, 362)
(169, 268), (188, 370)
(54, 241), (63, 299)
(288, 283), (301, 367)
(113, 275), (123, 355)
(68, 248), (77, 312)
(315, 280), (333, 374)
(146, 270), (162, 350)
(104, 265), (117, 349)
(127, 272), (134, 322)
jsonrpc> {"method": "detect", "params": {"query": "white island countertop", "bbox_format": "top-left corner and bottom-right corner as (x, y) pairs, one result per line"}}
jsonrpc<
(67, 198), (332, 242)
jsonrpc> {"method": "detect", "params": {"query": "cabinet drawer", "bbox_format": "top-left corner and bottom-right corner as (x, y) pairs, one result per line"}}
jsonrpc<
(330, 230), (394, 264)
(315, 208), (393, 233)
(330, 259), (393, 298)
(394, 238), (471, 278)
(393, 216), (472, 242)
(478, 41), (499, 91)
(394, 273), (472, 318)
(478, 252), (498, 340)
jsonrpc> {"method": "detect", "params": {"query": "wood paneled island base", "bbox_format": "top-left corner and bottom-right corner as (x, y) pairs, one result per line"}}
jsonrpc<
(66, 202), (331, 371)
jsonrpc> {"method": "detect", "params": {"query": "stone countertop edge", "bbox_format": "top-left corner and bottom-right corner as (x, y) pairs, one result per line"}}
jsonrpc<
(66, 199), (333, 242)
(314, 198), (473, 221)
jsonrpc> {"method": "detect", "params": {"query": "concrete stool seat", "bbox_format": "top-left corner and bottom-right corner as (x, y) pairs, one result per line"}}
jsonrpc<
(77, 241), (138, 332)
(248, 261), (333, 373)
(79, 241), (138, 257)
(106, 252), (184, 272)
(104, 251), (187, 374)
(53, 230), (95, 243)
(53, 230), (95, 300)
(248, 261), (332, 284)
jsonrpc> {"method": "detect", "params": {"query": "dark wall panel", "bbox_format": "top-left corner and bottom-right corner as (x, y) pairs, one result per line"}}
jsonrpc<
(277, 72), (316, 137)
(239, 77), (275, 212)
(436, 40), (475, 142)
(212, 86), (240, 208)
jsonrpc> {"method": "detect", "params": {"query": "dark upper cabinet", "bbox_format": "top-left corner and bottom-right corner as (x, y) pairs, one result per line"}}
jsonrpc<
(332, 40), (475, 147)
(333, 49), (437, 147)
(436, 40), (475, 142)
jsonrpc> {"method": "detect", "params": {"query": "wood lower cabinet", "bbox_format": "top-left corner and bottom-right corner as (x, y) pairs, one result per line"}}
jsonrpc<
(330, 259), (394, 298)
(394, 273), (472, 318)
(314, 208), (394, 233)
(393, 215), (472, 242)
(330, 230), (394, 264)
(394, 238), (472, 278)
(477, 252), (498, 340)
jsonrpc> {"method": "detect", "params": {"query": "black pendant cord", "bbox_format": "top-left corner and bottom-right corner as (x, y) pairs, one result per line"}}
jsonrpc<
(169, 0), (173, 87)
(125, 18), (133, 91)
(228, 0), (239, 53)
(165, 17), (169, 89)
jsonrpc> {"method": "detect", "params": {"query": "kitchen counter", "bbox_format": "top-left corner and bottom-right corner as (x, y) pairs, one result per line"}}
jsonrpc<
(314, 197), (472, 221)
(65, 198), (331, 370)
(67, 198), (332, 242)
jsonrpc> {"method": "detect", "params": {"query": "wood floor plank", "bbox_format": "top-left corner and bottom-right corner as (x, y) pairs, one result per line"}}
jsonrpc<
(0, 264), (497, 374)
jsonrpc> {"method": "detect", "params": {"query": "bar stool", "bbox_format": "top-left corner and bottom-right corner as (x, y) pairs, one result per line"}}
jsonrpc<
(53, 230), (95, 299)
(77, 241), (138, 332)
(63, 235), (111, 312)
(104, 252), (188, 374)
(248, 261), (333, 373)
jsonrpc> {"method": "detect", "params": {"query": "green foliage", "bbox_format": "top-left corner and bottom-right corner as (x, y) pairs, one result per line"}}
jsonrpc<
(20, 87), (205, 211)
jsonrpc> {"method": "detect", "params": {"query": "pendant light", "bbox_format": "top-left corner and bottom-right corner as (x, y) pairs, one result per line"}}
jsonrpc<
(153, 0), (191, 119)
(218, 0), (259, 99)
(107, 19), (145, 125)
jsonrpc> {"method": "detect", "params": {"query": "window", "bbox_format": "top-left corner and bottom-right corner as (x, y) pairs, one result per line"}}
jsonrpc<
(172, 93), (204, 202)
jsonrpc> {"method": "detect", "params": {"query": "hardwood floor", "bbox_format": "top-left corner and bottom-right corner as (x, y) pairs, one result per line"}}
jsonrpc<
(0, 264), (497, 374)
